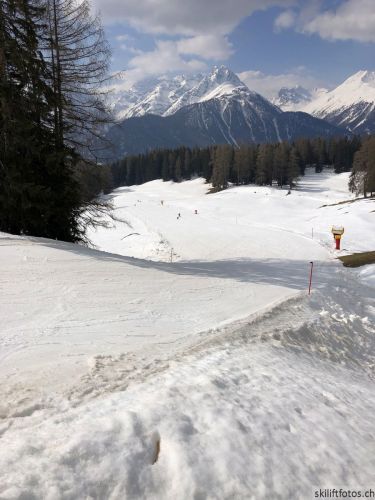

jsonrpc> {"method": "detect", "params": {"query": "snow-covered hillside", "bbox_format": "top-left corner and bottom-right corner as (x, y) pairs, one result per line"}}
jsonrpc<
(1, 170), (374, 499)
(303, 70), (375, 133)
(272, 71), (375, 133)
(87, 169), (373, 260)
(272, 85), (328, 111)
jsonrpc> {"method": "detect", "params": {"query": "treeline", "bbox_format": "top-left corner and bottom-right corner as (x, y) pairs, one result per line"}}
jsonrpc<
(349, 135), (375, 197)
(0, 0), (110, 242)
(108, 136), (362, 192)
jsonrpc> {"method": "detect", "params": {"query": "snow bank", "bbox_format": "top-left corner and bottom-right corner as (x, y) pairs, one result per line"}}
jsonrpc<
(2, 340), (375, 499)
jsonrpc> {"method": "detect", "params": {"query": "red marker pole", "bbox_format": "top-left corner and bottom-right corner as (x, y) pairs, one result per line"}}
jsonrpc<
(308, 261), (314, 295)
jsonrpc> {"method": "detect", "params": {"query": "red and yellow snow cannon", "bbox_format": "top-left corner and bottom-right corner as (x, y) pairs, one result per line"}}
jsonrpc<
(331, 226), (344, 250)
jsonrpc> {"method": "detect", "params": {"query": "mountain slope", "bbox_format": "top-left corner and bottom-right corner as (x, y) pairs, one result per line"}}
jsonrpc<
(110, 73), (203, 120)
(110, 66), (246, 120)
(164, 66), (244, 115)
(107, 88), (346, 158)
(303, 70), (375, 134)
(105, 66), (348, 159)
(272, 86), (328, 112)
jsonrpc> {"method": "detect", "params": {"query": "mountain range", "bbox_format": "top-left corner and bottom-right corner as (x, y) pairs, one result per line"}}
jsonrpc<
(273, 70), (375, 135)
(105, 67), (374, 159)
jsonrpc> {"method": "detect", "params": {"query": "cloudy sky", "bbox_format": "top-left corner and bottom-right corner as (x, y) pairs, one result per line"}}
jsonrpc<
(91, 0), (375, 96)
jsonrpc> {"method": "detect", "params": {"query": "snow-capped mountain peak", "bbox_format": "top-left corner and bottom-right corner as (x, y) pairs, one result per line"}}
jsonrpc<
(311, 70), (375, 108)
(344, 69), (375, 87)
(110, 65), (247, 120)
(109, 73), (204, 121)
(272, 86), (313, 111)
(164, 65), (248, 115)
(302, 70), (375, 133)
(208, 65), (243, 86)
(273, 86), (328, 112)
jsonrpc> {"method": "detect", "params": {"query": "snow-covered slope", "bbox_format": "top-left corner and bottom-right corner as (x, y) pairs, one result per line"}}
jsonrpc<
(273, 85), (328, 111)
(303, 70), (375, 134)
(110, 66), (247, 120)
(88, 169), (374, 261)
(1, 170), (375, 499)
(110, 73), (203, 120)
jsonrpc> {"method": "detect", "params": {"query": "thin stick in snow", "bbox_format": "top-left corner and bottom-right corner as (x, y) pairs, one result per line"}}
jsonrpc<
(308, 261), (314, 295)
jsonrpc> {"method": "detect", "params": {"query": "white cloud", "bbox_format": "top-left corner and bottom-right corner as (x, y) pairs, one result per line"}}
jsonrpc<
(91, 0), (295, 85)
(113, 34), (233, 88)
(238, 68), (324, 99)
(115, 34), (141, 53)
(115, 34), (133, 42)
(302, 0), (375, 43)
(275, 0), (375, 43)
(177, 35), (234, 61)
(119, 44), (142, 54)
(116, 40), (207, 89)
(98, 0), (374, 89)
(128, 40), (206, 73)
(274, 9), (296, 31)
(92, 0), (295, 35)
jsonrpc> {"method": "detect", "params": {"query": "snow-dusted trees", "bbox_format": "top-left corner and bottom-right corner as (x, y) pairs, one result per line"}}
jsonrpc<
(349, 136), (375, 197)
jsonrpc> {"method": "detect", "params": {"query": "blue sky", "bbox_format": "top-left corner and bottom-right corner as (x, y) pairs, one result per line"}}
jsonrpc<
(91, 0), (375, 96)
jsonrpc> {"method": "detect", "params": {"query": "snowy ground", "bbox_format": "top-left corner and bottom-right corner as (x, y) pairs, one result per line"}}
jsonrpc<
(1, 168), (374, 499)
(87, 168), (373, 260)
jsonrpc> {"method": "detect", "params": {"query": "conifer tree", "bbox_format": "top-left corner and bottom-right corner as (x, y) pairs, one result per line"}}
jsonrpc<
(273, 142), (289, 187)
(210, 145), (232, 191)
(256, 144), (273, 185)
(287, 147), (300, 189)
(174, 156), (182, 182)
(349, 136), (375, 197)
(0, 0), (57, 237)
(44, 0), (110, 156)
(234, 146), (249, 185)
(0, 0), (111, 242)
(42, 0), (111, 241)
